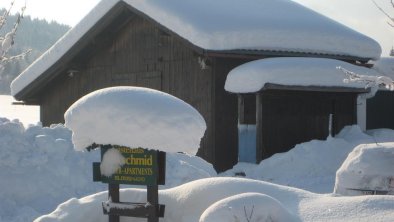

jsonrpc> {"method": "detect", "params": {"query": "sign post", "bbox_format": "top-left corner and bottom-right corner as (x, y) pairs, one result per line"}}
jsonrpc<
(93, 145), (166, 222)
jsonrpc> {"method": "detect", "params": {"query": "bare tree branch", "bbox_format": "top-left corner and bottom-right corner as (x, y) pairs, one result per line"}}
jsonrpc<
(372, 0), (394, 26)
(0, 0), (16, 29)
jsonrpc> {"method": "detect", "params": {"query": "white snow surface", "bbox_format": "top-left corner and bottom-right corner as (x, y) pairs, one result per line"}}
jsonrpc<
(34, 177), (394, 222)
(222, 125), (394, 194)
(11, 0), (381, 96)
(225, 57), (381, 93)
(64, 86), (206, 154)
(2, 114), (394, 221)
(334, 143), (394, 196)
(372, 57), (394, 80)
(100, 148), (125, 177)
(0, 117), (215, 222)
(199, 192), (300, 222)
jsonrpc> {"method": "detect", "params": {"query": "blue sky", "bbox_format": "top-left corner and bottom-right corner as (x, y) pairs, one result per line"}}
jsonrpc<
(1, 0), (394, 56)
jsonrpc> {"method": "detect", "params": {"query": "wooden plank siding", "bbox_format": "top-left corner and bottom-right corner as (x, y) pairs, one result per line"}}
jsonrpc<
(367, 91), (394, 130)
(256, 90), (358, 162)
(38, 15), (216, 163)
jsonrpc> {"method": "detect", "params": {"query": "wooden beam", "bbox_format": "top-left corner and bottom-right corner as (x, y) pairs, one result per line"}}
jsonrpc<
(262, 83), (370, 93)
(256, 93), (263, 163)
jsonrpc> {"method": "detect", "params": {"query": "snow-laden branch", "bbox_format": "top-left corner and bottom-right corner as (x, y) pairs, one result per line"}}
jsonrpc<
(0, 1), (29, 73)
(337, 66), (394, 91)
(0, 0), (15, 30)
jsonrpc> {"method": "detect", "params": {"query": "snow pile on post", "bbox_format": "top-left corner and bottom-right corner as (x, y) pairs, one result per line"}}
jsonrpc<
(65, 86), (206, 154)
(225, 57), (380, 93)
(199, 192), (300, 222)
(334, 143), (394, 196)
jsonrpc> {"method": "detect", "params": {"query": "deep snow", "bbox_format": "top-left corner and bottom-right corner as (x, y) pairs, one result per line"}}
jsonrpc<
(0, 118), (215, 222)
(2, 88), (394, 221)
(34, 177), (394, 222)
(0, 116), (394, 222)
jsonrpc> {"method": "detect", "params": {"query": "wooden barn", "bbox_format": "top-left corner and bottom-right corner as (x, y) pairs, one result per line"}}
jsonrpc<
(225, 57), (379, 163)
(11, 0), (381, 171)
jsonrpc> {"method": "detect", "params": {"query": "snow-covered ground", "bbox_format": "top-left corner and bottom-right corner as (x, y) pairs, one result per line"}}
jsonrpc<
(1, 87), (394, 221)
(0, 118), (215, 222)
(1, 117), (394, 221)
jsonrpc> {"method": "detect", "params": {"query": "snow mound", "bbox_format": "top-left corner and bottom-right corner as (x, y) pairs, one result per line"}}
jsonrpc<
(199, 192), (300, 222)
(334, 143), (394, 196)
(164, 152), (217, 188)
(222, 125), (393, 193)
(34, 177), (394, 222)
(64, 86), (206, 154)
(0, 118), (106, 222)
(0, 117), (214, 222)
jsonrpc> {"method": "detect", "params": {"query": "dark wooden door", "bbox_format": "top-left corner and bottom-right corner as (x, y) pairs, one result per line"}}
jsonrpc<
(256, 90), (357, 162)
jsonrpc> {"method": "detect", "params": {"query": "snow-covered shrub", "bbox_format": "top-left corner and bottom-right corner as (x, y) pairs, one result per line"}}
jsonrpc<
(199, 192), (300, 222)
(334, 143), (394, 196)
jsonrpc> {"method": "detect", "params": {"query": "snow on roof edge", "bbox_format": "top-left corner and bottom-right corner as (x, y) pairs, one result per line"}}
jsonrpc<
(225, 57), (381, 93)
(10, 0), (119, 97)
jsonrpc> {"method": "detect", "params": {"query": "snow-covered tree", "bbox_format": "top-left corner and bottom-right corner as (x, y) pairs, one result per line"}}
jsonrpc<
(338, 66), (394, 96)
(338, 1), (394, 91)
(0, 0), (30, 74)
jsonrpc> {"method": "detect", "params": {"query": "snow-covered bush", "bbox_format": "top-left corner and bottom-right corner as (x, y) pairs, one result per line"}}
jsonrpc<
(334, 143), (394, 196)
(199, 192), (300, 222)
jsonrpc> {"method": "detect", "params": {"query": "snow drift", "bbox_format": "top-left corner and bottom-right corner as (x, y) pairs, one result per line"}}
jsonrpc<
(0, 118), (215, 222)
(34, 177), (394, 222)
(334, 143), (394, 196)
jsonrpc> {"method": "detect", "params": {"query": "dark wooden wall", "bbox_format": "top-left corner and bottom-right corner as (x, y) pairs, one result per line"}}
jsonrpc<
(211, 58), (252, 171)
(367, 91), (394, 130)
(256, 90), (357, 162)
(37, 13), (251, 171)
(39, 14), (214, 161)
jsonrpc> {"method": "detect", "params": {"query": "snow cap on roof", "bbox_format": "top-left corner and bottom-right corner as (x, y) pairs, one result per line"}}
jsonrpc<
(11, 0), (381, 97)
(225, 57), (381, 93)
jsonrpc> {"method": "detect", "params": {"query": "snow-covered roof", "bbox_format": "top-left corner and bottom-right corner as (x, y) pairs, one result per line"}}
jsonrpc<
(64, 86), (206, 154)
(11, 0), (381, 97)
(372, 57), (394, 79)
(225, 57), (381, 93)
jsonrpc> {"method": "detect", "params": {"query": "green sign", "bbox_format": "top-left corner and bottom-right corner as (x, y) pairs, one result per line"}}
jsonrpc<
(97, 145), (160, 186)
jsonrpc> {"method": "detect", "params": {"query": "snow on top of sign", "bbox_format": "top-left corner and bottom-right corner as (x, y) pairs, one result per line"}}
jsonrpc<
(225, 57), (381, 93)
(64, 86), (206, 154)
(11, 0), (381, 97)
